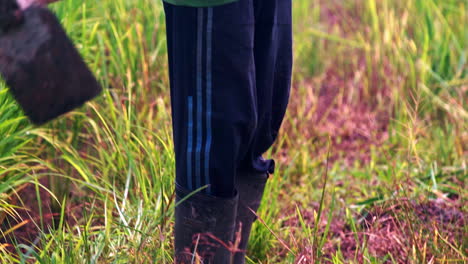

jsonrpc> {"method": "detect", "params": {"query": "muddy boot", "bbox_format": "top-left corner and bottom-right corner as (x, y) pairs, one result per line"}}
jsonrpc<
(233, 172), (268, 264)
(174, 185), (238, 264)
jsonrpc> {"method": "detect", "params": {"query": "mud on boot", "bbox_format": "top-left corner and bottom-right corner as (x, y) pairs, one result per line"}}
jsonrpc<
(174, 185), (239, 264)
(233, 172), (268, 264)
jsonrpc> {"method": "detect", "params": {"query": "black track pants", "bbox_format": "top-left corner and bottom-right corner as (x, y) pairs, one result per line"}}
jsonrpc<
(164, 0), (292, 197)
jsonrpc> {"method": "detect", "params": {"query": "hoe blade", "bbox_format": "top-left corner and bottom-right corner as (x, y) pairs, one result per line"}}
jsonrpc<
(0, 6), (101, 125)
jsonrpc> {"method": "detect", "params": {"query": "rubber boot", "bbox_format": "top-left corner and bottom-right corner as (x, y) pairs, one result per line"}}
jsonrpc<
(174, 184), (239, 264)
(233, 172), (268, 264)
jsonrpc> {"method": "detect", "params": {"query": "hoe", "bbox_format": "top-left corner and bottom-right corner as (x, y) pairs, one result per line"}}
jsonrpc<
(0, 0), (101, 125)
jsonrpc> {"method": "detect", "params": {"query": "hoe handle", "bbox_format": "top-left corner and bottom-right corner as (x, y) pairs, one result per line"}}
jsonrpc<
(16, 0), (61, 10)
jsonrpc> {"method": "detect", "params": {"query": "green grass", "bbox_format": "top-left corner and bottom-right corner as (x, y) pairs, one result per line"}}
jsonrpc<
(0, 0), (466, 263)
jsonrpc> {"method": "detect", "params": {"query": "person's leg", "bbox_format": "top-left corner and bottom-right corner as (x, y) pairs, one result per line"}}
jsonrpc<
(234, 0), (293, 262)
(249, 0), (293, 171)
(164, 0), (256, 199)
(163, 1), (257, 262)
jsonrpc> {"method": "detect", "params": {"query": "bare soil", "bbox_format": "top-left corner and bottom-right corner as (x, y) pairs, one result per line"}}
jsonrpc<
(282, 197), (467, 263)
(1, 178), (82, 252)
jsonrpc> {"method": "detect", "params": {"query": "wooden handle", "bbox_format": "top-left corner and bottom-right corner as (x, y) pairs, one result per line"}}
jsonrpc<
(16, 0), (61, 10)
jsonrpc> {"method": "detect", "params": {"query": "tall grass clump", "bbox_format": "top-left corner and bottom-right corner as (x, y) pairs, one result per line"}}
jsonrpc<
(0, 86), (53, 264)
(0, 0), (175, 263)
(0, 88), (31, 224)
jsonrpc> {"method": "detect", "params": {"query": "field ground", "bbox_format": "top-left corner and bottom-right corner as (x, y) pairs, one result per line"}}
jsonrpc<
(0, 0), (467, 263)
